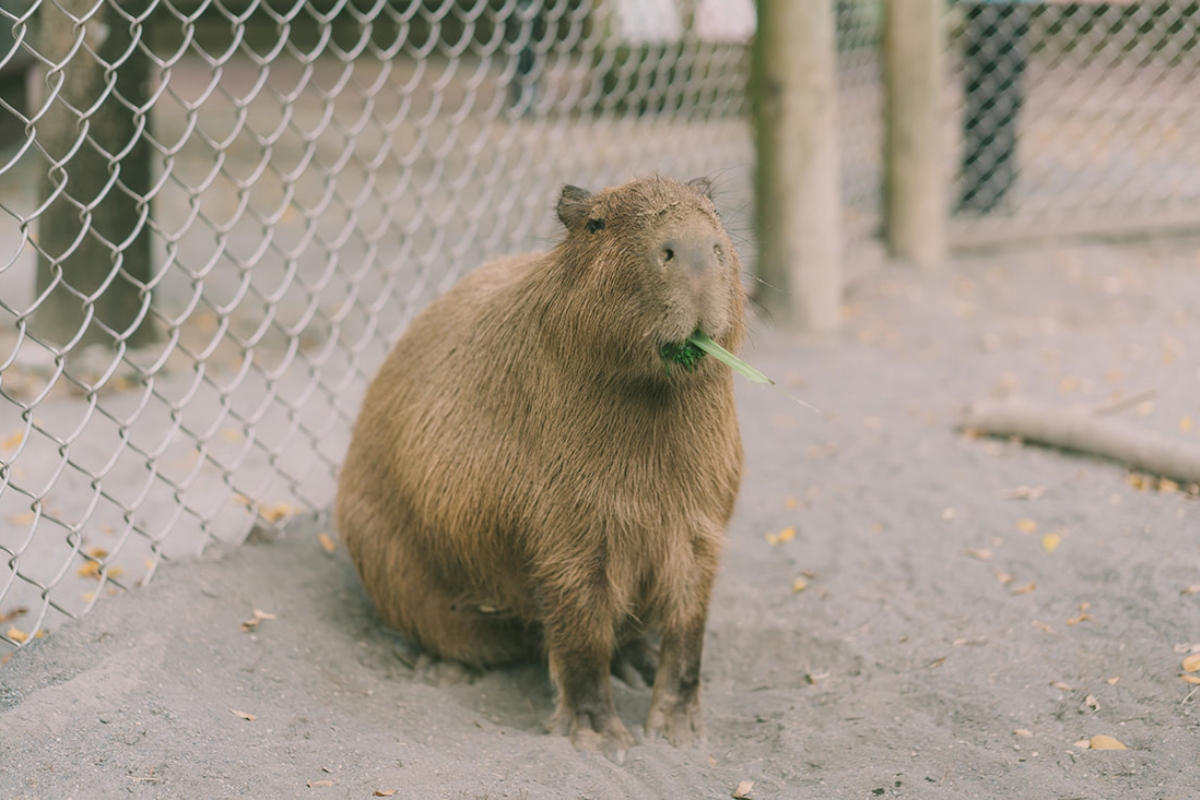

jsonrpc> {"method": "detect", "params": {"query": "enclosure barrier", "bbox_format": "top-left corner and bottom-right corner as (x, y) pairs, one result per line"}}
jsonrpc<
(2, 0), (1198, 650)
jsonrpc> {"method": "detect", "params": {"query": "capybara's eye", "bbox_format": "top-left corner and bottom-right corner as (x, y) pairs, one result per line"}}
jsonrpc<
(587, 218), (605, 233)
(713, 244), (723, 258)
(662, 248), (675, 263)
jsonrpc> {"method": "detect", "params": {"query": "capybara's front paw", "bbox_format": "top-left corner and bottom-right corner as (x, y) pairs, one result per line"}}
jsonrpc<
(554, 710), (636, 764)
(645, 694), (706, 748)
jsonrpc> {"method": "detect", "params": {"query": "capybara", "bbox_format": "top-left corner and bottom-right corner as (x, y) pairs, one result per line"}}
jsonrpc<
(336, 175), (746, 762)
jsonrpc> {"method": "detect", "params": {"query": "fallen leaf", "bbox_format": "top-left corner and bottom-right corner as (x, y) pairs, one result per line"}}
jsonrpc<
(1084, 695), (1100, 711)
(6, 625), (28, 643)
(1127, 473), (1150, 491)
(1031, 620), (1054, 634)
(1183, 654), (1200, 672)
(928, 656), (946, 669)
(1158, 478), (1179, 493)
(374, 792), (398, 798)
(219, 428), (245, 443)
(1088, 734), (1127, 750)
(732, 780), (754, 799)
(317, 532), (337, 553)
(1012, 582), (1036, 595)
(0, 606), (28, 623)
(1074, 739), (1091, 748)
(240, 609), (277, 632)
(1173, 643), (1200, 654)
(1, 430), (24, 451)
(230, 709), (257, 721)
(964, 548), (992, 561)
(765, 527), (796, 546)
(258, 502), (295, 523)
(791, 577), (808, 594)
(1184, 585), (1200, 595)
(1041, 533), (1062, 553)
(995, 570), (1015, 586)
(1051, 681), (1074, 691)
(1066, 602), (1092, 625)
(1182, 674), (1200, 685)
(1013, 728), (1033, 737)
(1106, 676), (1120, 685)
(77, 562), (101, 579)
(7, 511), (35, 525)
(1015, 518), (1038, 534)
(307, 779), (335, 788)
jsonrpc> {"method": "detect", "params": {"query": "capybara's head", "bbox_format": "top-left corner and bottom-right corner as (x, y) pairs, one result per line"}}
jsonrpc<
(553, 176), (746, 378)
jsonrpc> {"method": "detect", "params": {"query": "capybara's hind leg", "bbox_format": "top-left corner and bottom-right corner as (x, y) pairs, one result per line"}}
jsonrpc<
(345, 512), (537, 667)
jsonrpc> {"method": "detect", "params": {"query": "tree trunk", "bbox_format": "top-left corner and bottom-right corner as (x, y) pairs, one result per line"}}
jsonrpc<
(33, 0), (158, 350)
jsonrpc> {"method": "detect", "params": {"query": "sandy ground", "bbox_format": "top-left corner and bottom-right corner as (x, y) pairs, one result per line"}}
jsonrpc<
(2, 237), (1199, 799)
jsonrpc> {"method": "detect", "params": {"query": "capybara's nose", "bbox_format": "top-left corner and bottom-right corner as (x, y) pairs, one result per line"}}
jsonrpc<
(661, 237), (723, 277)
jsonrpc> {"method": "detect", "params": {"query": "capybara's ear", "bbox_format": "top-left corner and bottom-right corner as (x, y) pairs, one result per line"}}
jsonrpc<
(687, 176), (714, 200)
(557, 185), (594, 231)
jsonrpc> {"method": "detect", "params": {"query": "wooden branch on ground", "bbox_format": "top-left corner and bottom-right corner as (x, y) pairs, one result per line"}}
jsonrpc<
(961, 396), (1200, 484)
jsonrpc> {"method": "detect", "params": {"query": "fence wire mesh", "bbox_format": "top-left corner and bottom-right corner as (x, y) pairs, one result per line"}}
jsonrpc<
(2, 0), (1198, 651)
(0, 0), (763, 649)
(948, 1), (1200, 243)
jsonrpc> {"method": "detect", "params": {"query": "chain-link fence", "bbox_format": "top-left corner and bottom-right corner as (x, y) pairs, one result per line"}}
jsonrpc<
(0, 0), (764, 649)
(947, 1), (1200, 244)
(3, 0), (1199, 651)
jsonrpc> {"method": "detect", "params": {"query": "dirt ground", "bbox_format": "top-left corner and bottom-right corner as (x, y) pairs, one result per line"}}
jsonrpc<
(2, 237), (1199, 799)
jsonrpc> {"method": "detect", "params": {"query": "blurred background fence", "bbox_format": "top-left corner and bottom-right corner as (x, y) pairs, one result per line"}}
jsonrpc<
(1, 0), (1197, 650)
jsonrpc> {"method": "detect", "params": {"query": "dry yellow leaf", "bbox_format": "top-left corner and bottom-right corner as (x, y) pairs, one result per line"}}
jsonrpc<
(318, 532), (337, 553)
(1042, 533), (1062, 553)
(1012, 582), (1037, 595)
(230, 709), (257, 721)
(1106, 676), (1120, 685)
(1088, 735), (1127, 750)
(77, 562), (101, 579)
(1015, 518), (1038, 534)
(1127, 473), (1149, 491)
(1067, 602), (1092, 625)
(6, 625), (28, 643)
(1183, 585), (1200, 595)
(7, 511), (35, 526)
(1182, 415), (1195, 433)
(1031, 620), (1054, 634)
(81, 591), (96, 603)
(1051, 681), (1073, 691)
(783, 496), (798, 510)
(258, 502), (295, 523)
(1183, 654), (1200, 672)
(1, 430), (24, 451)
(0, 607), (27, 624)
(1181, 674), (1200, 685)
(219, 428), (245, 443)
(1158, 478), (1179, 493)
(374, 792), (398, 798)
(791, 577), (808, 594)
(85, 546), (108, 558)
(995, 570), (1015, 586)
(732, 780), (754, 799)
(964, 548), (992, 561)
(765, 527), (796, 546)
(1013, 729), (1033, 737)
(307, 779), (335, 788)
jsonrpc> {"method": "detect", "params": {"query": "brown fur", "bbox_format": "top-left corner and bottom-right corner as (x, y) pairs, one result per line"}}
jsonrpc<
(336, 176), (745, 761)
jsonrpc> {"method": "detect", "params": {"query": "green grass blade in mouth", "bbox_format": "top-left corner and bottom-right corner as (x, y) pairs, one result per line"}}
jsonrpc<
(687, 333), (772, 385)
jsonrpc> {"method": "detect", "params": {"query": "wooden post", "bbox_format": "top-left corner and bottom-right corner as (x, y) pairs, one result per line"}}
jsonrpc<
(752, 0), (841, 333)
(884, 0), (945, 272)
(33, 0), (158, 349)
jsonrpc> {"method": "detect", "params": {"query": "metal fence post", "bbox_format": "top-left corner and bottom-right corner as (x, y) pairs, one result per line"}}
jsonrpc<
(883, 0), (945, 271)
(752, 0), (841, 333)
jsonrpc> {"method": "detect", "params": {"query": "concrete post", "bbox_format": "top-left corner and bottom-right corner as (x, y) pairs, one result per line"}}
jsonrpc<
(752, 0), (841, 333)
(884, 0), (945, 272)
